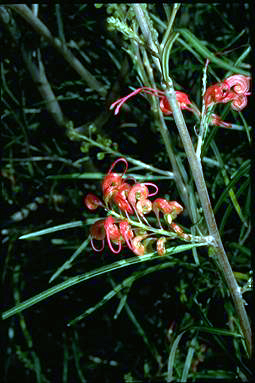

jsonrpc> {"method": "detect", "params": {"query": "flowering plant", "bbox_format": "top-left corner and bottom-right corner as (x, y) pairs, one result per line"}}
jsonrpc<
(110, 74), (250, 129)
(85, 157), (194, 256)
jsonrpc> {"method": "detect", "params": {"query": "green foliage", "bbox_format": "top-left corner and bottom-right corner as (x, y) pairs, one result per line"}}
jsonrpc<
(1, 4), (251, 382)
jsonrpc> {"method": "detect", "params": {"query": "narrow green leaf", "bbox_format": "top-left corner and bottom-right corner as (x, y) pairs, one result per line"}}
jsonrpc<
(19, 221), (84, 239)
(178, 28), (250, 76)
(2, 243), (207, 320)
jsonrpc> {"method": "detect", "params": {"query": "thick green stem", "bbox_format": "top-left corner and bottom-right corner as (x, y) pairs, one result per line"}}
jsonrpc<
(163, 81), (251, 357)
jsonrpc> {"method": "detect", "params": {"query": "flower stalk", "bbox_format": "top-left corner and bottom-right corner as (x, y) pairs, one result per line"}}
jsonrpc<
(162, 79), (251, 357)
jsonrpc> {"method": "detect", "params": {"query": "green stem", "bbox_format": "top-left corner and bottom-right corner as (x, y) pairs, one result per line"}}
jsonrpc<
(162, 80), (251, 357)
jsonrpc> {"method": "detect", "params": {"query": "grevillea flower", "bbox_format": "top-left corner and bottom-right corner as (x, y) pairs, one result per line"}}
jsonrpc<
(114, 192), (133, 214)
(104, 215), (123, 254)
(119, 220), (134, 251)
(131, 234), (150, 256)
(136, 199), (153, 216)
(224, 92), (248, 111)
(85, 158), (190, 256)
(102, 173), (123, 197)
(90, 219), (106, 251)
(84, 193), (103, 210)
(110, 87), (194, 116)
(156, 237), (167, 256)
(152, 198), (183, 228)
(159, 91), (194, 115)
(205, 74), (250, 112)
(210, 114), (232, 128)
(127, 183), (158, 211)
(223, 74), (250, 95)
(102, 158), (134, 214)
(204, 82), (230, 108)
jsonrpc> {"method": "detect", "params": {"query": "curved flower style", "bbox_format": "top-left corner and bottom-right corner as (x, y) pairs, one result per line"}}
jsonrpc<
(102, 157), (128, 196)
(102, 157), (134, 214)
(224, 92), (248, 111)
(90, 219), (106, 251)
(110, 87), (194, 116)
(119, 220), (134, 251)
(85, 158), (190, 256)
(104, 215), (122, 254)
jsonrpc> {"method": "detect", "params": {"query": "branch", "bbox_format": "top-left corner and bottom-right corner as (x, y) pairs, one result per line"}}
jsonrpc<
(0, 5), (67, 128)
(162, 79), (252, 357)
(6, 4), (107, 97)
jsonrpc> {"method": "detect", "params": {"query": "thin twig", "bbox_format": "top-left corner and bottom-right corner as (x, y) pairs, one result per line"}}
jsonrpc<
(6, 4), (107, 96)
(133, 4), (161, 72)
(0, 5), (67, 128)
(69, 129), (175, 178)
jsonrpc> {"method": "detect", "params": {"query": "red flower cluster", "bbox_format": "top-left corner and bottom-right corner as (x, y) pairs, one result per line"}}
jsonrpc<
(204, 74), (250, 111)
(84, 158), (190, 256)
(110, 74), (250, 129)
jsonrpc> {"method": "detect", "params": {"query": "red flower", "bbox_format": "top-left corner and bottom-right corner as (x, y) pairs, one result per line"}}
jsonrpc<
(113, 188), (133, 215)
(85, 158), (190, 256)
(204, 82), (230, 108)
(104, 216), (122, 254)
(152, 198), (183, 228)
(90, 219), (106, 251)
(84, 193), (103, 210)
(127, 182), (158, 211)
(102, 173), (123, 198)
(131, 234), (150, 256)
(210, 114), (232, 128)
(205, 74), (250, 112)
(224, 74), (250, 95)
(119, 220), (134, 251)
(110, 87), (193, 116)
(159, 91), (193, 115)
